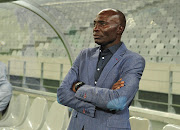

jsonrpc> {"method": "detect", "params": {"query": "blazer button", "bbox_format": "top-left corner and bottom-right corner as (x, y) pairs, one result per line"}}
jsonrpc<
(95, 81), (97, 85)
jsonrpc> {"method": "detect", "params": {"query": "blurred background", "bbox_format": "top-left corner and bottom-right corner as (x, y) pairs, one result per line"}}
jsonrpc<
(0, 0), (180, 129)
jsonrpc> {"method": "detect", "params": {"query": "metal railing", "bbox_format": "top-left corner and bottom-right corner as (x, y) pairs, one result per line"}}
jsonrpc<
(133, 64), (180, 114)
(7, 60), (71, 93)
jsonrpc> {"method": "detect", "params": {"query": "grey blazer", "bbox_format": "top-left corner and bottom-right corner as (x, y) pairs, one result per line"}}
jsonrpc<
(0, 62), (12, 112)
(57, 43), (145, 130)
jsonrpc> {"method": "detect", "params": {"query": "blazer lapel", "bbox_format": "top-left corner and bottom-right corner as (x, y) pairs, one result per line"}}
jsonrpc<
(87, 48), (100, 85)
(96, 43), (127, 87)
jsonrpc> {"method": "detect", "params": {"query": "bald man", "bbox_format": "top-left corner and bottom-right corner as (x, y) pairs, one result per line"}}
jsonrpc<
(57, 9), (145, 130)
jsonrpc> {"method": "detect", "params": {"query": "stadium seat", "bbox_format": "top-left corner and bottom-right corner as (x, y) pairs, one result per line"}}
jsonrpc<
(175, 44), (180, 50)
(163, 124), (180, 130)
(159, 56), (174, 63)
(172, 57), (180, 64)
(0, 94), (29, 127)
(129, 38), (137, 45)
(150, 33), (158, 40)
(159, 49), (168, 56)
(44, 43), (49, 49)
(139, 48), (149, 55)
(149, 49), (158, 55)
(170, 37), (179, 45)
(7, 97), (48, 130)
(11, 50), (17, 56)
(165, 44), (175, 49)
(155, 43), (165, 52)
(143, 55), (158, 62)
(130, 116), (152, 130)
(0, 96), (15, 122)
(40, 101), (69, 130)
(16, 50), (22, 56)
(168, 49), (178, 56)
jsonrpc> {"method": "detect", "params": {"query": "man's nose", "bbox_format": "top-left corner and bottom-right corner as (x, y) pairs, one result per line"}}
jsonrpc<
(93, 24), (99, 31)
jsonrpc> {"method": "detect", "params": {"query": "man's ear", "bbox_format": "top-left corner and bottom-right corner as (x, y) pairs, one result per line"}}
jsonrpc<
(117, 25), (124, 35)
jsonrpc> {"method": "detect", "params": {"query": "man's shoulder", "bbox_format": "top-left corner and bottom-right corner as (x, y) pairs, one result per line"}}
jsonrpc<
(74, 47), (99, 61)
(80, 47), (99, 56)
(82, 47), (99, 53)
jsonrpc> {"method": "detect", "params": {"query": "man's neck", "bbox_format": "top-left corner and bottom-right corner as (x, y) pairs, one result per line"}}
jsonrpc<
(101, 41), (121, 51)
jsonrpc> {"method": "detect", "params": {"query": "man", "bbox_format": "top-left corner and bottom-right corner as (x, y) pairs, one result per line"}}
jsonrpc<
(57, 8), (145, 130)
(0, 62), (12, 113)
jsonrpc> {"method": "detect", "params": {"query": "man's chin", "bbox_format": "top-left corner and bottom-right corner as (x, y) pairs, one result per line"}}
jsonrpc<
(94, 40), (103, 45)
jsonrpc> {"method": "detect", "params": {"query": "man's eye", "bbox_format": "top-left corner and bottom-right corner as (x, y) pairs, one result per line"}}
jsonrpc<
(100, 22), (106, 26)
(93, 22), (107, 27)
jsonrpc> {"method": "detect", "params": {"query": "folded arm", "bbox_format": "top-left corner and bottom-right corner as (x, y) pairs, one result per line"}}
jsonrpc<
(75, 56), (145, 112)
(57, 51), (96, 117)
(72, 78), (124, 92)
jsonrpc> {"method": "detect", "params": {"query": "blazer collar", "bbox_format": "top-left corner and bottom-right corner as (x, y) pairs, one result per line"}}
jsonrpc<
(87, 43), (127, 86)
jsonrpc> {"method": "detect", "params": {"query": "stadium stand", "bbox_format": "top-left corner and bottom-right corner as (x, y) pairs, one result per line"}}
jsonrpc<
(0, 0), (179, 62)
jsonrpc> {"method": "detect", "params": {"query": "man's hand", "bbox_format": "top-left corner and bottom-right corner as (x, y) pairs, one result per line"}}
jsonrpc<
(72, 79), (124, 92)
(72, 82), (78, 92)
(111, 78), (125, 90)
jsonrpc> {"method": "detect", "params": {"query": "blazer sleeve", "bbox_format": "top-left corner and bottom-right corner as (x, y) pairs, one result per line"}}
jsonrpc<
(0, 63), (12, 112)
(57, 51), (96, 117)
(75, 55), (145, 112)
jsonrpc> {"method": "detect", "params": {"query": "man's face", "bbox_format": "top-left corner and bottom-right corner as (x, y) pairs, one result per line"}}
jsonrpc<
(93, 11), (120, 47)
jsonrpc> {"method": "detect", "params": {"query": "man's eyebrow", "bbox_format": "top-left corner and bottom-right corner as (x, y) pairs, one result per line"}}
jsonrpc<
(94, 20), (106, 23)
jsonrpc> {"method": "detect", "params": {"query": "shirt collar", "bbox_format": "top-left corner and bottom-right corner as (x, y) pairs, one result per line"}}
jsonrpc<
(100, 42), (122, 54)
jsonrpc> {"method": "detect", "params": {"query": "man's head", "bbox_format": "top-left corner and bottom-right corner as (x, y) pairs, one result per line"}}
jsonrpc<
(93, 8), (126, 49)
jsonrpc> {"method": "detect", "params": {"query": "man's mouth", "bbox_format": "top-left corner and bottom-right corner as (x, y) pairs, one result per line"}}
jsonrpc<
(93, 35), (101, 39)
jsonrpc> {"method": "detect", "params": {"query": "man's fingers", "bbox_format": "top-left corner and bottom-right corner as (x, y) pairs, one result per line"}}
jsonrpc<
(112, 83), (124, 87)
(111, 79), (125, 90)
(114, 81), (124, 86)
(112, 84), (124, 90)
(118, 81), (124, 84)
(117, 87), (121, 89)
(113, 79), (122, 85)
(121, 81), (124, 83)
(116, 78), (122, 83)
(112, 85), (119, 90)
(114, 86), (121, 90)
